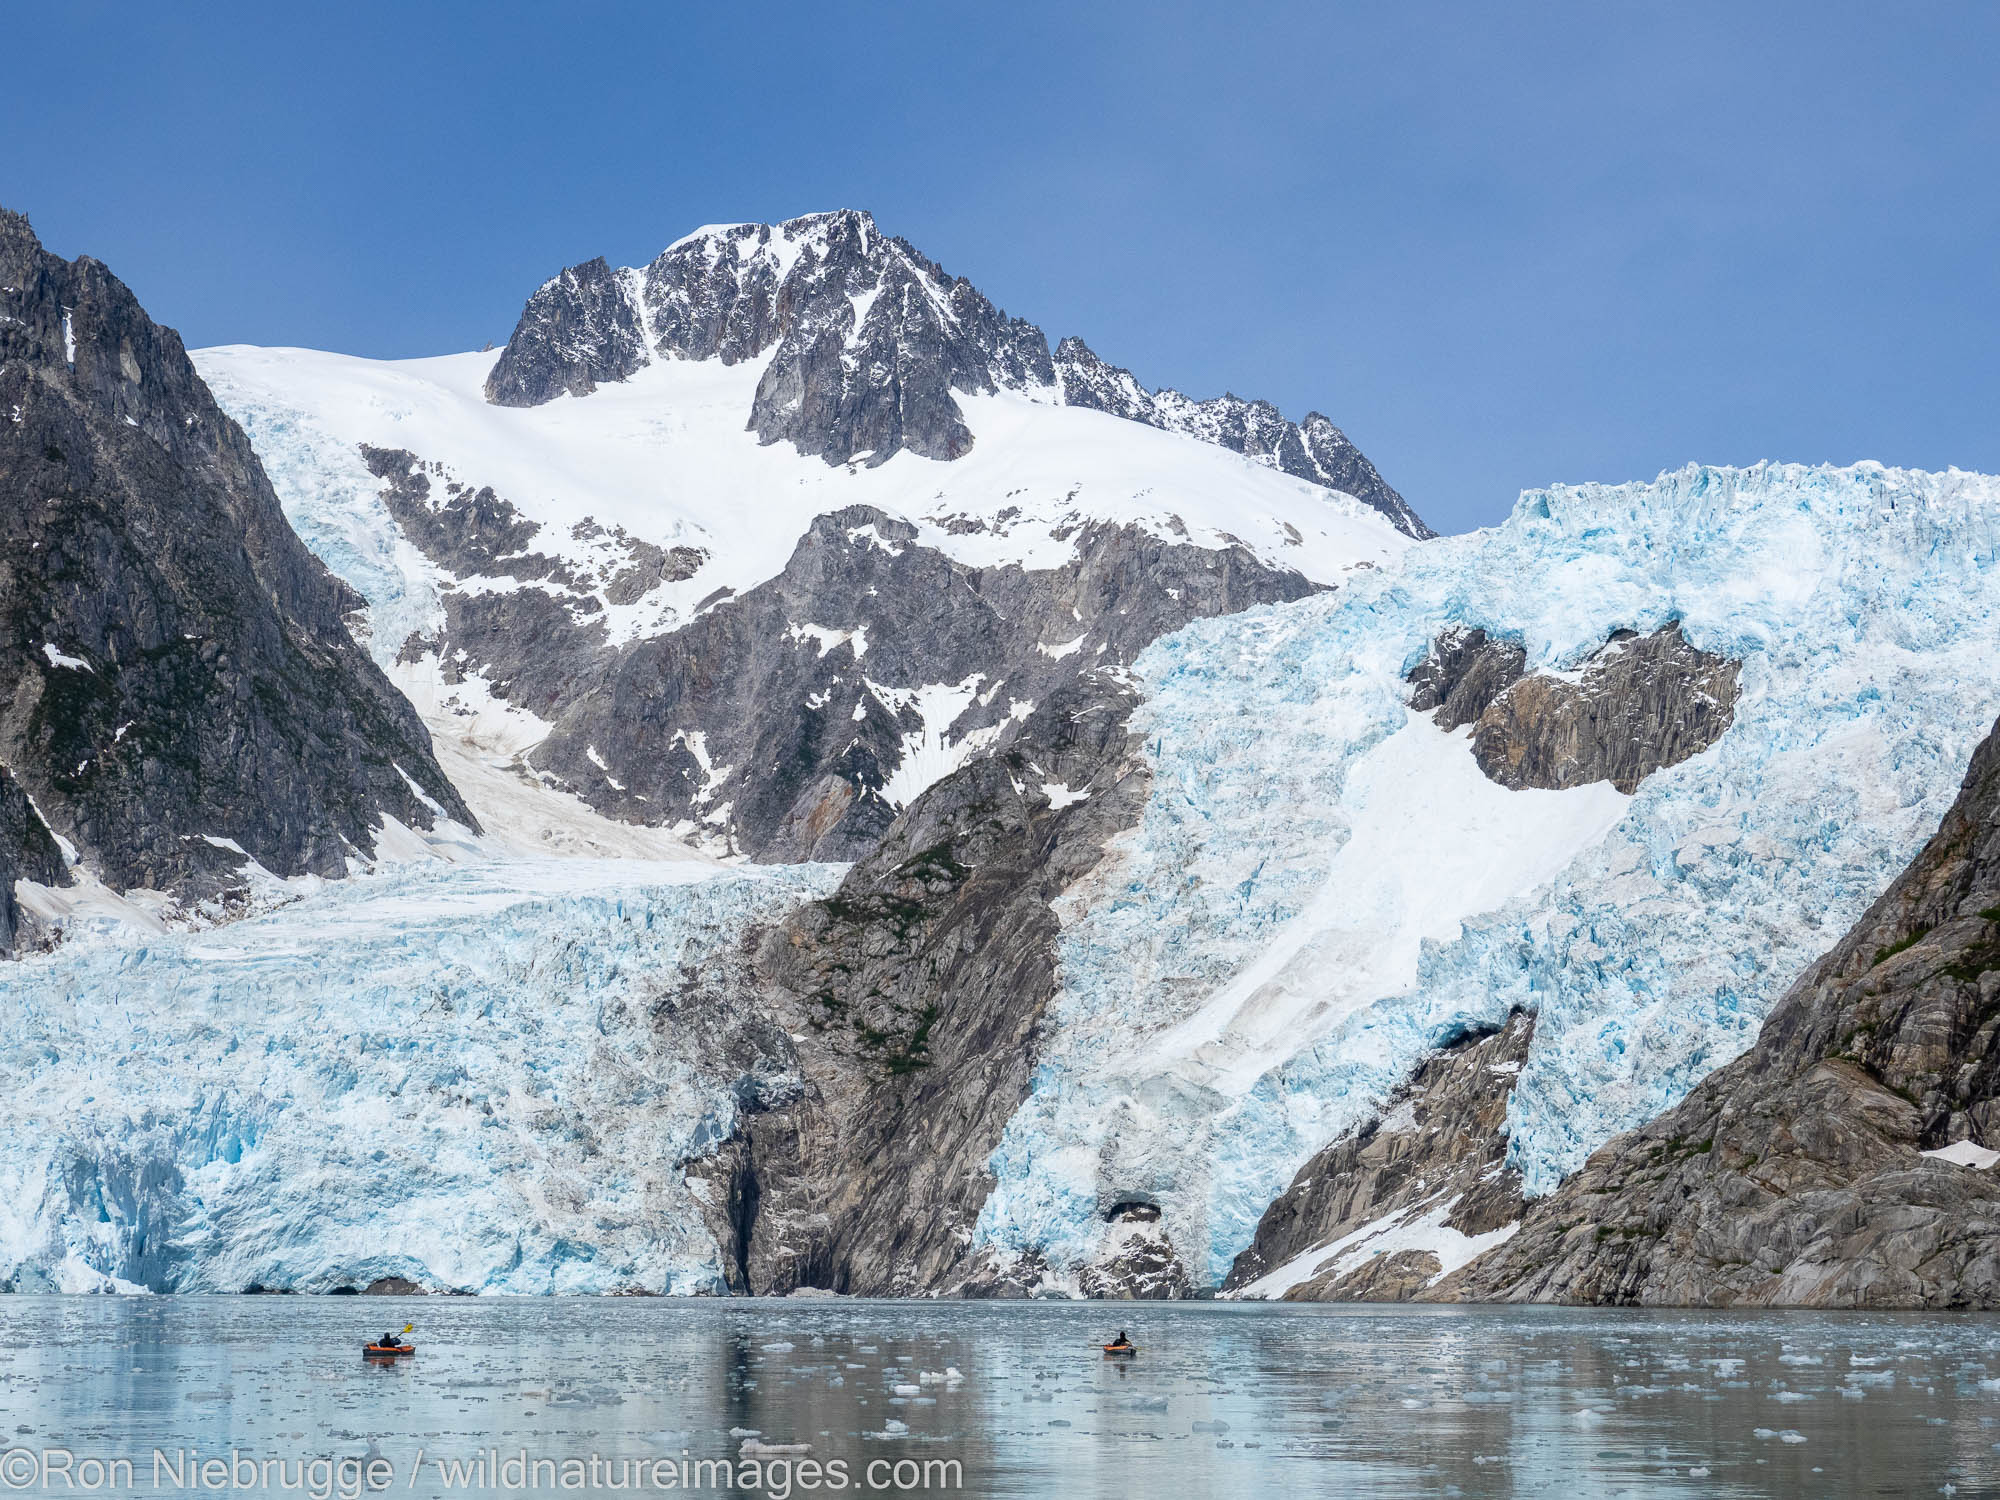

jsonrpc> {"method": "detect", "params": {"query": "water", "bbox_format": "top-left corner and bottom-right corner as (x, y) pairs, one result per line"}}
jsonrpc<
(1, 1298), (1998, 1497)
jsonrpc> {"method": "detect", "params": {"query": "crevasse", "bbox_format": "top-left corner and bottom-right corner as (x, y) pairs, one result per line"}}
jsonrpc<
(974, 463), (2000, 1289)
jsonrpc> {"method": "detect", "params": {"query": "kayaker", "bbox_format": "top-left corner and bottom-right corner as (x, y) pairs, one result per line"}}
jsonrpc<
(1106, 1330), (1133, 1351)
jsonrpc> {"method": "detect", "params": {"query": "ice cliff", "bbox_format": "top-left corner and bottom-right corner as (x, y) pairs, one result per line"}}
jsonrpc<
(0, 859), (837, 1294)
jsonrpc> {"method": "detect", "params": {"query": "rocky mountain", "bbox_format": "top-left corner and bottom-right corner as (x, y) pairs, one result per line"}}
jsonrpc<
(196, 213), (1413, 862)
(362, 439), (1314, 861)
(484, 210), (1424, 537)
(1436, 703), (2000, 1308)
(8, 194), (2000, 1312)
(0, 207), (468, 951)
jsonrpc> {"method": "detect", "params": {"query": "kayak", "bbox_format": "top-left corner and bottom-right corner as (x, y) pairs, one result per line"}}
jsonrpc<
(1102, 1345), (1136, 1357)
(363, 1344), (415, 1356)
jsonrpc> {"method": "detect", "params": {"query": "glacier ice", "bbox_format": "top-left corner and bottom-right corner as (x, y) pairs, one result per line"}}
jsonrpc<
(196, 361), (443, 672)
(975, 462), (2000, 1288)
(0, 858), (839, 1294)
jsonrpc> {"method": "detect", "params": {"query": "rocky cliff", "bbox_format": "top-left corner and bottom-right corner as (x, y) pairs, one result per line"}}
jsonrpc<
(1439, 704), (2000, 1308)
(0, 207), (469, 948)
(1224, 1014), (1533, 1300)
(676, 669), (1152, 1294)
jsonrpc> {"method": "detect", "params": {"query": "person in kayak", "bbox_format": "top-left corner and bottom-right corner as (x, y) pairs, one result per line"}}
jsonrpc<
(373, 1323), (413, 1350)
(1106, 1330), (1133, 1351)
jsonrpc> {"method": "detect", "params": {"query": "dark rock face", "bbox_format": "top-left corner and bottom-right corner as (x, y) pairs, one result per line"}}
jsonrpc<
(484, 257), (648, 406)
(1439, 710), (2000, 1308)
(1224, 1014), (1532, 1300)
(1406, 626), (1527, 730)
(1053, 336), (1432, 540)
(0, 766), (65, 949)
(368, 435), (1317, 859)
(676, 672), (1151, 1295)
(480, 211), (1430, 538)
(487, 211), (1053, 466)
(0, 207), (470, 947)
(555, 511), (1311, 862)
(1409, 622), (1741, 794)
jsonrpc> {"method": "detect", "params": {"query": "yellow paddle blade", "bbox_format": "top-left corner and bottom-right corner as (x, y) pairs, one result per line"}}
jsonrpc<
(401, 1324), (414, 1334)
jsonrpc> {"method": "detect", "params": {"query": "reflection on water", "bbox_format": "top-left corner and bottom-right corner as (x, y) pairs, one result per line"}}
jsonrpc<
(1, 1297), (1998, 1496)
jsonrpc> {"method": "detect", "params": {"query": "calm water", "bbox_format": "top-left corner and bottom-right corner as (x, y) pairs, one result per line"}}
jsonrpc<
(2, 1297), (1999, 1497)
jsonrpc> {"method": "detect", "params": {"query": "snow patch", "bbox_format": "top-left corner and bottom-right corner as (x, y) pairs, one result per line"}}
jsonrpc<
(1923, 1140), (2000, 1170)
(1230, 1195), (1519, 1300)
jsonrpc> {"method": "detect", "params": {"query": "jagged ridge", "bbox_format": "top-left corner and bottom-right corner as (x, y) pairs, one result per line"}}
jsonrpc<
(484, 210), (1427, 538)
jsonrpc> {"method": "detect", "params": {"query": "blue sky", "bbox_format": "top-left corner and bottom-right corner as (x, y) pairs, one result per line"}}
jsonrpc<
(6, 2), (1995, 535)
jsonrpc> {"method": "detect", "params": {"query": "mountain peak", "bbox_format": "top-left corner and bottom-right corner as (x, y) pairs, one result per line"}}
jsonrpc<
(485, 213), (1430, 537)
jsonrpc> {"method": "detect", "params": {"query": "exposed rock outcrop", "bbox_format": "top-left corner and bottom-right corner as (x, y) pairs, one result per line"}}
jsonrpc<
(679, 670), (1152, 1294)
(1224, 1014), (1532, 1300)
(368, 444), (1317, 859)
(482, 211), (1428, 538)
(1409, 622), (1740, 793)
(1438, 707), (2000, 1307)
(0, 207), (469, 947)
(483, 256), (649, 406)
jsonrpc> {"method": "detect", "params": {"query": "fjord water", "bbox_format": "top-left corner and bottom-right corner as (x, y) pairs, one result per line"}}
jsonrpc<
(2, 1299), (1997, 1498)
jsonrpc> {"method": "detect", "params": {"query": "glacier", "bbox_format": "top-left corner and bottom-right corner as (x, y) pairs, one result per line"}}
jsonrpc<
(0, 857), (839, 1294)
(12, 454), (2000, 1300)
(974, 462), (2000, 1289)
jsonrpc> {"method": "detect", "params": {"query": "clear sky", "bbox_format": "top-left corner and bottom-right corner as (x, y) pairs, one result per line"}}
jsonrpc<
(5, 2), (1995, 535)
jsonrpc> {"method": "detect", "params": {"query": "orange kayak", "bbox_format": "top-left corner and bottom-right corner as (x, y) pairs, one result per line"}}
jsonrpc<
(363, 1344), (415, 1356)
(1102, 1345), (1136, 1357)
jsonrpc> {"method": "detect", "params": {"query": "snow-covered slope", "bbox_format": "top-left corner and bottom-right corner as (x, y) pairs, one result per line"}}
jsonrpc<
(195, 344), (1407, 652)
(973, 462), (2000, 1289)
